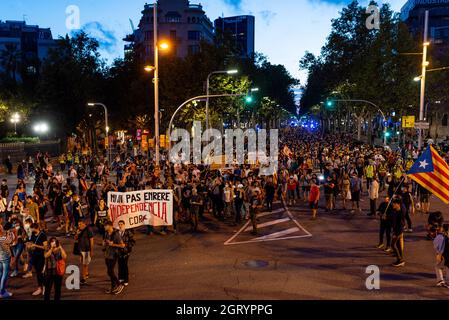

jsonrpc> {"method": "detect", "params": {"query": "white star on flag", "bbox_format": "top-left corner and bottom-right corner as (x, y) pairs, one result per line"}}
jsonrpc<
(419, 160), (429, 169)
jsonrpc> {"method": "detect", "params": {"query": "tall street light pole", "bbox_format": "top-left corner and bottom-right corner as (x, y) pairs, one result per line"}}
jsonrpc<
(10, 113), (20, 135)
(418, 10), (429, 151)
(87, 103), (110, 167)
(153, 2), (161, 166)
(205, 69), (238, 132)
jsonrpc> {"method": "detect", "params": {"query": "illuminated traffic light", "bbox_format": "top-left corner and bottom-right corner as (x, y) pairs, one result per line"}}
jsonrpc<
(245, 96), (253, 104)
(385, 131), (391, 138)
(325, 100), (335, 110)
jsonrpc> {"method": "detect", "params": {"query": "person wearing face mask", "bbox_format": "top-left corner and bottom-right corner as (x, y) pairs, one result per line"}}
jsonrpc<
(0, 223), (15, 298)
(9, 218), (26, 278)
(223, 183), (234, 219)
(234, 184), (245, 225)
(118, 220), (135, 287)
(28, 223), (48, 296)
(103, 221), (125, 295)
(43, 237), (67, 301)
(7, 194), (23, 221)
(190, 188), (203, 232)
(21, 217), (34, 279)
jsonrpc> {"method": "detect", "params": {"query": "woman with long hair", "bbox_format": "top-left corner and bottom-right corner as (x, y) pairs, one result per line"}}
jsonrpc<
(43, 237), (67, 301)
(7, 194), (23, 221)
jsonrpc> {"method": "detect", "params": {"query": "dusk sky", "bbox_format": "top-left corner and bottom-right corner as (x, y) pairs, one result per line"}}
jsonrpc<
(0, 0), (406, 85)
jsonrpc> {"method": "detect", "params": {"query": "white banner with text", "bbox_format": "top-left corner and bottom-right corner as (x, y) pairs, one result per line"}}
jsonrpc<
(108, 190), (173, 229)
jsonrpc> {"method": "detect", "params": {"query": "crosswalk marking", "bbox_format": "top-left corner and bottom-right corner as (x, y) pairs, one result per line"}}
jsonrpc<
(245, 217), (290, 232)
(224, 208), (312, 246)
(252, 227), (300, 241)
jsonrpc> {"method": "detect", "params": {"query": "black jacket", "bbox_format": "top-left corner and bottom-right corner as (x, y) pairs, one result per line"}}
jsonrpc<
(392, 208), (405, 236)
(119, 229), (135, 257)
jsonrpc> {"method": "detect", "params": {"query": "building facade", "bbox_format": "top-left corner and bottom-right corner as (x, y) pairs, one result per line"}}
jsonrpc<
(124, 0), (214, 62)
(0, 20), (56, 80)
(401, 0), (449, 140)
(401, 0), (449, 51)
(214, 15), (255, 58)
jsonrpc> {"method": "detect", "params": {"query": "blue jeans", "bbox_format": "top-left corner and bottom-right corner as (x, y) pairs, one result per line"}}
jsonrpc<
(11, 243), (24, 272)
(0, 258), (10, 294)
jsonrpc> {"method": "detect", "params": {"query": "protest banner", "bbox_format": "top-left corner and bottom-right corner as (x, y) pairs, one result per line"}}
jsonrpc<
(108, 190), (173, 229)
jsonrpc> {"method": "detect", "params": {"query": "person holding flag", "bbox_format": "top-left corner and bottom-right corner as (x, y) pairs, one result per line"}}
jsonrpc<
(407, 146), (449, 206)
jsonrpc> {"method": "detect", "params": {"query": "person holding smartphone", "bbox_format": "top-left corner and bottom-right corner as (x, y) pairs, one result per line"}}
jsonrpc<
(29, 223), (47, 296)
(44, 237), (67, 301)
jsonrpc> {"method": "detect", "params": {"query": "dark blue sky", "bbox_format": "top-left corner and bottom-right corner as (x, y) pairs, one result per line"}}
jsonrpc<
(0, 0), (404, 83)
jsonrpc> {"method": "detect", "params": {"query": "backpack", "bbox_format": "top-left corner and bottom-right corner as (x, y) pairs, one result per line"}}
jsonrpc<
(351, 178), (360, 192)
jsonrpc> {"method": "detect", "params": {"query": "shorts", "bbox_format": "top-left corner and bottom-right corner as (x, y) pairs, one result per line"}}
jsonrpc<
(80, 251), (92, 265)
(309, 201), (318, 209)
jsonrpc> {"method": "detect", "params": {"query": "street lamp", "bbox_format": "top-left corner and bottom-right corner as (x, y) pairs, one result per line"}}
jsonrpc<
(206, 69), (239, 132)
(33, 122), (49, 134)
(87, 102), (111, 167)
(10, 112), (20, 135)
(145, 2), (171, 166)
(418, 10), (430, 150)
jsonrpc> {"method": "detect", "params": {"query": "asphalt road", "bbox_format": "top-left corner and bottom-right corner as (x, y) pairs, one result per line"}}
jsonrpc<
(3, 174), (449, 300)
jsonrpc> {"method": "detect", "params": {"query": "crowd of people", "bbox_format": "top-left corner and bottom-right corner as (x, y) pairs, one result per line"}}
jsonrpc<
(1, 127), (449, 299)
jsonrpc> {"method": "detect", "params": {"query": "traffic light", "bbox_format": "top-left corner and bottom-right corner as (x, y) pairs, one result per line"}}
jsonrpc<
(245, 96), (253, 104)
(385, 131), (391, 138)
(325, 100), (335, 110)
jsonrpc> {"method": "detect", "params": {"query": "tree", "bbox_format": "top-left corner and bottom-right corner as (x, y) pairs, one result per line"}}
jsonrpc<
(0, 43), (21, 87)
(300, 1), (419, 141)
(38, 32), (106, 136)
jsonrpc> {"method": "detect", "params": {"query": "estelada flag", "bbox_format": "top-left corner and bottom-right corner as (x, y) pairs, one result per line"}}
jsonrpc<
(407, 145), (449, 204)
(283, 145), (293, 158)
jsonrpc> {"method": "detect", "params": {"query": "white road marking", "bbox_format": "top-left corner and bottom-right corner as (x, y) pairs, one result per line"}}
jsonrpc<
(224, 208), (312, 246)
(225, 234), (313, 246)
(245, 217), (291, 232)
(284, 206), (313, 237)
(251, 227), (300, 240)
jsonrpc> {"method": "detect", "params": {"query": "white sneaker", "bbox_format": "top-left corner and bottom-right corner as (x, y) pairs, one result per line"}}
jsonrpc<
(32, 288), (42, 296)
(22, 272), (33, 279)
(437, 281), (448, 288)
(0, 291), (13, 299)
(9, 270), (18, 277)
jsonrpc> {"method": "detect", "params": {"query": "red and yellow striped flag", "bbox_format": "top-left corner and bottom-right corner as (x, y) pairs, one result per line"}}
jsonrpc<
(407, 146), (449, 204)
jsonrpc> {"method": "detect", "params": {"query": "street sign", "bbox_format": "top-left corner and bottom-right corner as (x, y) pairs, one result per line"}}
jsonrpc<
(402, 116), (415, 128)
(414, 122), (430, 130)
(141, 134), (148, 152)
(160, 135), (167, 149)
